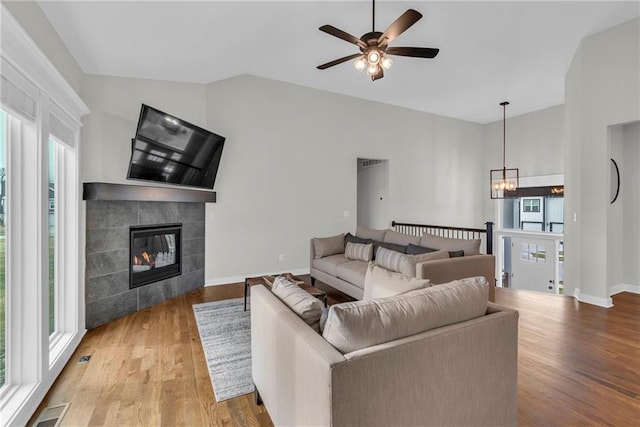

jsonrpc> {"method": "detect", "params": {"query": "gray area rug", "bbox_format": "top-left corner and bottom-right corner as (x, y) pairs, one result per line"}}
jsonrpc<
(193, 298), (253, 402)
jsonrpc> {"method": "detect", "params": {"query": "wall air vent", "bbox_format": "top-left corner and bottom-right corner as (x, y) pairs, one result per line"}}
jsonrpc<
(361, 159), (384, 168)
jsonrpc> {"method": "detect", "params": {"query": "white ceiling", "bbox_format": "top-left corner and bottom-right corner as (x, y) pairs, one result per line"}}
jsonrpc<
(37, 1), (640, 123)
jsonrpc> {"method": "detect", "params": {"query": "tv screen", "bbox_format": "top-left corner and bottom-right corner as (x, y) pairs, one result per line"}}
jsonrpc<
(126, 104), (225, 190)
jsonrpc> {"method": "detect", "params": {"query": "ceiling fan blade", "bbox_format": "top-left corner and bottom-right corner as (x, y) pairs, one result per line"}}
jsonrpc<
(377, 9), (423, 49)
(319, 25), (367, 49)
(317, 53), (363, 70)
(386, 46), (439, 58)
(371, 68), (384, 81)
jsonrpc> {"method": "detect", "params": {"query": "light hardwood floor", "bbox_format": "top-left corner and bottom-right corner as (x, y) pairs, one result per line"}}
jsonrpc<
(30, 281), (640, 426)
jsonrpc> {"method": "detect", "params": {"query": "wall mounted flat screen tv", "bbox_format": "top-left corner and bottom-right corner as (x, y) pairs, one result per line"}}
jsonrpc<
(127, 104), (225, 190)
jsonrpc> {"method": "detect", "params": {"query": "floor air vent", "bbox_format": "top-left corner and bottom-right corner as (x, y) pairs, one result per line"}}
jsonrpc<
(33, 403), (70, 427)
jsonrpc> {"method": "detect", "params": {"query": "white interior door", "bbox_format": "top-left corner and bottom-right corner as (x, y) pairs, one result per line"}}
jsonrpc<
(357, 159), (389, 229)
(510, 236), (556, 293)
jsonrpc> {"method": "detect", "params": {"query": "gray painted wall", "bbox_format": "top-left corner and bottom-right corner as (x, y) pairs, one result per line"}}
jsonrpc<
(564, 17), (640, 303)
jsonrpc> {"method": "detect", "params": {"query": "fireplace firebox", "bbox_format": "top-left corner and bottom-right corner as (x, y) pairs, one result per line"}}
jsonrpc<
(130, 223), (182, 288)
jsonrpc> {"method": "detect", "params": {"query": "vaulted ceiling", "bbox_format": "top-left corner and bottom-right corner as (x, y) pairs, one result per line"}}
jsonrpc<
(37, 1), (640, 123)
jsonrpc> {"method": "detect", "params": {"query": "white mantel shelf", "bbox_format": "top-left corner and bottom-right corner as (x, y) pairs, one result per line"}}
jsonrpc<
(83, 182), (216, 203)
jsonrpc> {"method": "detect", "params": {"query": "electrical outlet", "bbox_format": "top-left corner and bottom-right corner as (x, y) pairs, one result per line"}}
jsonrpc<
(278, 254), (285, 262)
(343, 210), (350, 217)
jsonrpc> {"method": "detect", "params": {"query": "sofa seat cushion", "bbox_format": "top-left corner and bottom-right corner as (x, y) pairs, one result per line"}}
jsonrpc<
(322, 276), (489, 354)
(336, 260), (368, 288)
(363, 263), (430, 300)
(313, 254), (351, 277)
(420, 233), (481, 256)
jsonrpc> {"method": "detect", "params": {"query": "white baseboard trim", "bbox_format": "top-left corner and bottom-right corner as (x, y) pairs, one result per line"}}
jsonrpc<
(206, 268), (311, 286)
(572, 288), (613, 308)
(610, 283), (640, 296)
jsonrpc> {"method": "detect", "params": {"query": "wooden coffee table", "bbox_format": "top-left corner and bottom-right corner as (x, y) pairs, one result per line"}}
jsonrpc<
(244, 272), (327, 311)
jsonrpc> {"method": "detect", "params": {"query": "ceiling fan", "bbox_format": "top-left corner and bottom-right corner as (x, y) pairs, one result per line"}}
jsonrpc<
(316, 0), (439, 81)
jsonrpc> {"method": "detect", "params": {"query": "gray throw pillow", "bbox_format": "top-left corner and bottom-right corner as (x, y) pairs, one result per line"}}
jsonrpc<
(345, 232), (372, 245)
(407, 243), (464, 258)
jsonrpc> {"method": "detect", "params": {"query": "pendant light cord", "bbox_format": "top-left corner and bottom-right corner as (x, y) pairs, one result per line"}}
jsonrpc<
(501, 101), (509, 170)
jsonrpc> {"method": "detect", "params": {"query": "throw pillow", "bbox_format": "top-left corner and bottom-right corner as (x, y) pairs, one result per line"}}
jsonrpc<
(345, 242), (374, 262)
(375, 246), (405, 273)
(407, 244), (464, 258)
(406, 243), (437, 255)
(345, 232), (372, 245)
(398, 249), (449, 277)
(363, 262), (430, 300)
(272, 278), (323, 332)
(312, 233), (345, 258)
(320, 306), (330, 333)
(355, 225), (387, 241)
(322, 276), (489, 354)
(372, 240), (407, 259)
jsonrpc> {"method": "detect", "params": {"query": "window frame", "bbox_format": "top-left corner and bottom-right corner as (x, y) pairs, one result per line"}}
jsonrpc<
(0, 6), (89, 426)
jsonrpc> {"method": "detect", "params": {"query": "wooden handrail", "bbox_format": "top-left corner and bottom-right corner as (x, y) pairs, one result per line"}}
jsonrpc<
(391, 221), (494, 255)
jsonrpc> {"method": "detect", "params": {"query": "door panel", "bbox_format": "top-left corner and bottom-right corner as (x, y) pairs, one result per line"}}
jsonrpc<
(510, 237), (556, 293)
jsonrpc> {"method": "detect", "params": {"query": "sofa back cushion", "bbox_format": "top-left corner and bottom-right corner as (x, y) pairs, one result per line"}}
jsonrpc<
(356, 225), (387, 241)
(312, 233), (345, 258)
(398, 249), (449, 277)
(383, 229), (421, 246)
(345, 242), (373, 262)
(322, 277), (489, 354)
(272, 277), (323, 332)
(420, 233), (481, 256)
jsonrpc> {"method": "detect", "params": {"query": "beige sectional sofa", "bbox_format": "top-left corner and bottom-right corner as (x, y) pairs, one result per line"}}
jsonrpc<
(310, 226), (496, 301)
(251, 277), (519, 426)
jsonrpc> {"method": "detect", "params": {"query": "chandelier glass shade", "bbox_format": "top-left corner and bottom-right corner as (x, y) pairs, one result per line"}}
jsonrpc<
(490, 101), (519, 199)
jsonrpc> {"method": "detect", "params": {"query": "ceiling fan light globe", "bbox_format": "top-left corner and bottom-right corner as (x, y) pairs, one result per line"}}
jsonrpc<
(353, 57), (367, 72)
(381, 56), (393, 70)
(367, 50), (380, 65)
(366, 64), (379, 75)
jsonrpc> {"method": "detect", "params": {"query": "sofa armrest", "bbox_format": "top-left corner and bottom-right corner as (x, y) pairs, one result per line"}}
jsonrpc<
(251, 285), (346, 426)
(310, 238), (315, 270)
(416, 254), (496, 301)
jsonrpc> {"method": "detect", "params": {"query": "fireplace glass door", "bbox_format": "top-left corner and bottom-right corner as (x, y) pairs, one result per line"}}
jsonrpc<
(130, 223), (182, 288)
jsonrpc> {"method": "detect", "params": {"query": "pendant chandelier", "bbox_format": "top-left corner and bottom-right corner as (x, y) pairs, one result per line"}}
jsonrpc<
(490, 101), (519, 199)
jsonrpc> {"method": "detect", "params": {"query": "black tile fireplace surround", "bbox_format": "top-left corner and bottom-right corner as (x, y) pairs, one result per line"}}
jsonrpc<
(84, 184), (209, 329)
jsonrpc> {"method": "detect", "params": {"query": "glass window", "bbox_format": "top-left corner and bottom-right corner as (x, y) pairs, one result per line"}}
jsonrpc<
(48, 138), (57, 336)
(523, 198), (541, 212)
(520, 243), (546, 263)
